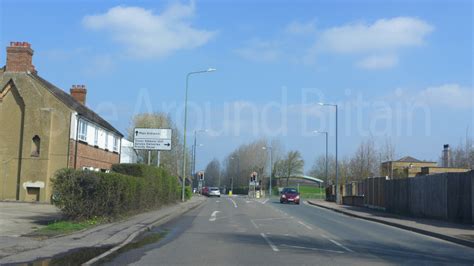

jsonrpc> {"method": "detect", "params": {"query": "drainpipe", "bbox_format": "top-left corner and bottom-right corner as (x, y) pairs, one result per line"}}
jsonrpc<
(74, 115), (80, 169)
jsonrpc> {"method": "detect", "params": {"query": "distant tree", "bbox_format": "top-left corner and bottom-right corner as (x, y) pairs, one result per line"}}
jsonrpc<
(204, 159), (221, 187)
(451, 135), (474, 169)
(127, 113), (190, 177)
(280, 150), (304, 186)
(348, 139), (378, 181)
(222, 138), (271, 189)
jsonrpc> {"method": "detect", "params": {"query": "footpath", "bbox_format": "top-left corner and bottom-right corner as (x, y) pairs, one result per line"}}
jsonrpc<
(0, 196), (206, 264)
(307, 199), (474, 248)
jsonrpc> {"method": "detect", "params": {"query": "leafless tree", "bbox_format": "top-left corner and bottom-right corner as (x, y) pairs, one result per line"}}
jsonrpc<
(127, 113), (191, 177)
(204, 159), (221, 187)
(451, 134), (474, 169)
(278, 150), (304, 186)
(348, 139), (379, 181)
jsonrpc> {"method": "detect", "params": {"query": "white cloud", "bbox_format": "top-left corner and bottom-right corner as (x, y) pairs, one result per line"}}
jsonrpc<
(356, 54), (399, 70)
(234, 39), (281, 62)
(391, 84), (473, 109)
(83, 3), (216, 58)
(317, 17), (433, 54)
(419, 84), (474, 109)
(236, 17), (433, 69)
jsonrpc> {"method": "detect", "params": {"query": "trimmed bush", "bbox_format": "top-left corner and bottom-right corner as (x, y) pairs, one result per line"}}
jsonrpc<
(232, 187), (249, 195)
(52, 164), (180, 220)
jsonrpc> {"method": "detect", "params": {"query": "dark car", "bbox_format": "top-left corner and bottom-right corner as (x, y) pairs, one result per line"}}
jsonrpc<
(280, 187), (300, 204)
(201, 187), (209, 196)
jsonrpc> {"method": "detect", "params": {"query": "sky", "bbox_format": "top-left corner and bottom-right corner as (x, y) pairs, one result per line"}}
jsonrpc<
(1, 0), (473, 171)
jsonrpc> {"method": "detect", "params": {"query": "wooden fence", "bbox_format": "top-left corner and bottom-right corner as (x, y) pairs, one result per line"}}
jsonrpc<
(327, 171), (473, 224)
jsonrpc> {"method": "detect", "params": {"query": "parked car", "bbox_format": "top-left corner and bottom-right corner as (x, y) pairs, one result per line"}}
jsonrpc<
(280, 187), (300, 204)
(208, 187), (221, 197)
(202, 187), (209, 196)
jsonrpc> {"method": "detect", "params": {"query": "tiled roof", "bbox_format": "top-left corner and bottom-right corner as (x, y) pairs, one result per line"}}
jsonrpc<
(396, 156), (422, 163)
(0, 67), (123, 137)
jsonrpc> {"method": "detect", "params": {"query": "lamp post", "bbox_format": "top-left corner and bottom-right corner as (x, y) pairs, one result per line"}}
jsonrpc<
(230, 156), (240, 194)
(319, 103), (338, 203)
(314, 131), (328, 199)
(192, 129), (208, 178)
(262, 146), (273, 197)
(182, 68), (216, 202)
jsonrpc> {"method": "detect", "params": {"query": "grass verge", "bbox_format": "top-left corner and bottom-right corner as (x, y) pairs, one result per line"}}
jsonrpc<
(30, 217), (105, 238)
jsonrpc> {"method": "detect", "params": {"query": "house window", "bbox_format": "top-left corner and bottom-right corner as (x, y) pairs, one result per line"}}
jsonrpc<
(113, 136), (119, 152)
(78, 120), (87, 141)
(31, 135), (40, 157)
(94, 127), (99, 146)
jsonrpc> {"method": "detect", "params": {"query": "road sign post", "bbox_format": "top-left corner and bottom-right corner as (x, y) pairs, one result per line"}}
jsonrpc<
(133, 128), (172, 151)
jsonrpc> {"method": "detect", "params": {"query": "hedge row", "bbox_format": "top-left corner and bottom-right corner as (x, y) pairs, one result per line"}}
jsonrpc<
(52, 164), (182, 220)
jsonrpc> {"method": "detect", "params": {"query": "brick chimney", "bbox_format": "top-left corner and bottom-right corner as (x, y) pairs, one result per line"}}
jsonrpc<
(70, 85), (87, 105)
(6, 42), (36, 73)
(442, 144), (451, 167)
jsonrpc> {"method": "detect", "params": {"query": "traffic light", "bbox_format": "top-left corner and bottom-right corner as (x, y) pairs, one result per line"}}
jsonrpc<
(198, 171), (204, 180)
(251, 172), (257, 182)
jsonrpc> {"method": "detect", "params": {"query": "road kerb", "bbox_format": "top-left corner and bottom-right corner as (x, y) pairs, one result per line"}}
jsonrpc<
(82, 197), (206, 265)
(306, 200), (474, 249)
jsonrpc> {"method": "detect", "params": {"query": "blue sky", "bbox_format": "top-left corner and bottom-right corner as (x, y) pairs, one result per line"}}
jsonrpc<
(1, 0), (473, 171)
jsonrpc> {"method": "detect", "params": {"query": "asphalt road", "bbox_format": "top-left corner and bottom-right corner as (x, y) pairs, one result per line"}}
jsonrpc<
(104, 196), (474, 265)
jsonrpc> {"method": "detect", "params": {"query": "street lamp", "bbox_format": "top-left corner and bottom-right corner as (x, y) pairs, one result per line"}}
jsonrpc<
(313, 131), (328, 194)
(230, 156), (240, 194)
(318, 102), (338, 203)
(192, 129), (208, 177)
(262, 146), (273, 197)
(182, 68), (216, 202)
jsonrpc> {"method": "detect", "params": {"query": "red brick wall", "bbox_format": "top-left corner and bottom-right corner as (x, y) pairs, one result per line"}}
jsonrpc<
(68, 140), (120, 170)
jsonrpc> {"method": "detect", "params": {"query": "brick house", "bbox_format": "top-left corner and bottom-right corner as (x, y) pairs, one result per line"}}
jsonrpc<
(381, 156), (437, 179)
(0, 42), (123, 202)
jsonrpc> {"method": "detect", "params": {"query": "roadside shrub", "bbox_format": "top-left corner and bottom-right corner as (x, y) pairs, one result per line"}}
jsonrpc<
(174, 186), (192, 200)
(232, 187), (249, 195)
(52, 164), (180, 220)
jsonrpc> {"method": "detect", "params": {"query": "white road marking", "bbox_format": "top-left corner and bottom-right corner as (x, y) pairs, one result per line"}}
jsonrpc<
(250, 219), (259, 229)
(280, 244), (344, 254)
(320, 234), (354, 252)
(209, 211), (220, 222)
(329, 239), (354, 253)
(216, 200), (220, 203)
(297, 220), (313, 230)
(261, 233), (279, 252)
(229, 198), (238, 208)
(262, 199), (269, 204)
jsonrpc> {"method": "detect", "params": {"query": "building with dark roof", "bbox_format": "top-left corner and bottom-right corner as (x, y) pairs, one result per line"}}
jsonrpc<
(0, 42), (123, 202)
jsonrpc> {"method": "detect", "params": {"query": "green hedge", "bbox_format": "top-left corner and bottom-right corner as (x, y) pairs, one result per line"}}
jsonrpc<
(232, 187), (249, 195)
(52, 164), (180, 220)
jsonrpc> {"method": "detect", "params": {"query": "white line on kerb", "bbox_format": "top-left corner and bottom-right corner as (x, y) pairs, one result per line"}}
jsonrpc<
(229, 198), (238, 208)
(209, 211), (219, 222)
(261, 233), (279, 252)
(329, 239), (354, 253)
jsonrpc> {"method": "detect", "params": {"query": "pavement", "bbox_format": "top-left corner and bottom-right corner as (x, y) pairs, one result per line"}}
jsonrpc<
(0, 196), (206, 264)
(0, 202), (61, 237)
(104, 195), (474, 265)
(307, 199), (474, 248)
